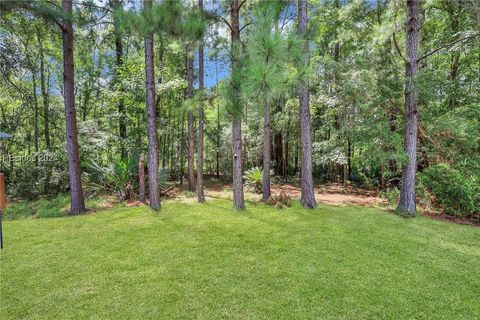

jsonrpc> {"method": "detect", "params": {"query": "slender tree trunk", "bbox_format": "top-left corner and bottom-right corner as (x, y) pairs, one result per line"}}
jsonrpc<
(112, 0), (127, 159)
(144, 0), (160, 210)
(38, 31), (50, 149)
(139, 153), (145, 203)
(273, 102), (284, 176)
(284, 117), (291, 183)
(186, 44), (196, 192)
(397, 0), (420, 216)
(62, 0), (85, 215)
(180, 111), (185, 185)
(298, 0), (316, 208)
(215, 60), (221, 178)
(230, 0), (245, 210)
(216, 103), (220, 178)
(32, 70), (39, 166)
(446, 2), (460, 110)
(38, 30), (52, 193)
(197, 0), (206, 203)
(262, 98), (271, 201)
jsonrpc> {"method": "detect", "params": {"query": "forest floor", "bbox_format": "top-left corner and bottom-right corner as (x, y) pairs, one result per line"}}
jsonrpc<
(172, 179), (385, 207)
(5, 178), (478, 226)
(1, 199), (479, 319)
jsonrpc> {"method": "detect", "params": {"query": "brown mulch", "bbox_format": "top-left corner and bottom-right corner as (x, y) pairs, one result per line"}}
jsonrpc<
(420, 210), (480, 227)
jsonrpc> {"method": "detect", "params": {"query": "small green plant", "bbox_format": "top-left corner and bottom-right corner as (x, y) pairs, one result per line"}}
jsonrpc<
(158, 168), (169, 189)
(182, 191), (196, 198)
(83, 153), (140, 201)
(244, 167), (263, 194)
(380, 187), (400, 209)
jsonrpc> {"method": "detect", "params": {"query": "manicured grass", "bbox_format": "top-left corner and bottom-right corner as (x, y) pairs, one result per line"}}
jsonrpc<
(1, 200), (479, 319)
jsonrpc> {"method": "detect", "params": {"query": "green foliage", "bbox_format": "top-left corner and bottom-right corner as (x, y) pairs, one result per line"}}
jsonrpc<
(381, 187), (400, 209)
(1, 0), (479, 210)
(83, 153), (139, 201)
(3, 195), (69, 219)
(244, 167), (263, 194)
(420, 164), (480, 217)
(115, 0), (206, 42)
(3, 195), (113, 220)
(243, 4), (306, 105)
(158, 168), (169, 190)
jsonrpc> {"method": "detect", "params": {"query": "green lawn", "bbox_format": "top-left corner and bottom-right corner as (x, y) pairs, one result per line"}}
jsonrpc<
(1, 200), (479, 319)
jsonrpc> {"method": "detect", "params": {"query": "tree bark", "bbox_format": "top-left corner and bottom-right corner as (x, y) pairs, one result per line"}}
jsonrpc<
(62, 0), (85, 215)
(112, 0), (127, 159)
(298, 0), (317, 208)
(38, 29), (51, 193)
(197, 0), (206, 203)
(262, 98), (271, 201)
(273, 102), (284, 176)
(216, 103), (220, 178)
(180, 111), (185, 185)
(215, 60), (221, 178)
(186, 44), (196, 192)
(38, 30), (50, 149)
(446, 1), (460, 110)
(230, 0), (245, 210)
(139, 153), (145, 203)
(144, 0), (160, 210)
(32, 69), (39, 166)
(397, 0), (420, 216)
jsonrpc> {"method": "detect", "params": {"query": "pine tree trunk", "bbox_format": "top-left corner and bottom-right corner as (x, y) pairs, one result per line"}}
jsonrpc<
(446, 2), (460, 110)
(186, 44), (196, 192)
(197, 0), (206, 203)
(273, 102), (284, 176)
(397, 0), (419, 216)
(216, 104), (220, 178)
(113, 0), (127, 160)
(144, 0), (160, 210)
(232, 118), (244, 209)
(38, 31), (50, 149)
(62, 0), (85, 215)
(38, 30), (51, 194)
(262, 98), (271, 201)
(139, 153), (145, 203)
(32, 70), (39, 166)
(298, 0), (317, 208)
(230, 0), (245, 210)
(180, 111), (185, 186)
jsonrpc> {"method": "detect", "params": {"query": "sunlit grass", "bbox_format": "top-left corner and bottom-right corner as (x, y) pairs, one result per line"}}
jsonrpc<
(1, 200), (479, 319)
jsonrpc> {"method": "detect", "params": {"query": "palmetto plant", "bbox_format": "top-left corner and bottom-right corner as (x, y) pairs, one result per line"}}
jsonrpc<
(83, 153), (139, 201)
(157, 168), (169, 190)
(244, 167), (263, 194)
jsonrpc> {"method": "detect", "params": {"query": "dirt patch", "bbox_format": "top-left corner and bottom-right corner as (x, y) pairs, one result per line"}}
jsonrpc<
(271, 183), (385, 206)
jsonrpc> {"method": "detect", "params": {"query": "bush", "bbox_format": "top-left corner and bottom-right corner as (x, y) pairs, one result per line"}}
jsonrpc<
(83, 154), (140, 201)
(244, 167), (263, 194)
(380, 187), (400, 209)
(5, 151), (70, 200)
(420, 164), (480, 217)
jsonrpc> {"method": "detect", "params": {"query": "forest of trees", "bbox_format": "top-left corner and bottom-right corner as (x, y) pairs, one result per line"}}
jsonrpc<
(0, 0), (479, 218)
